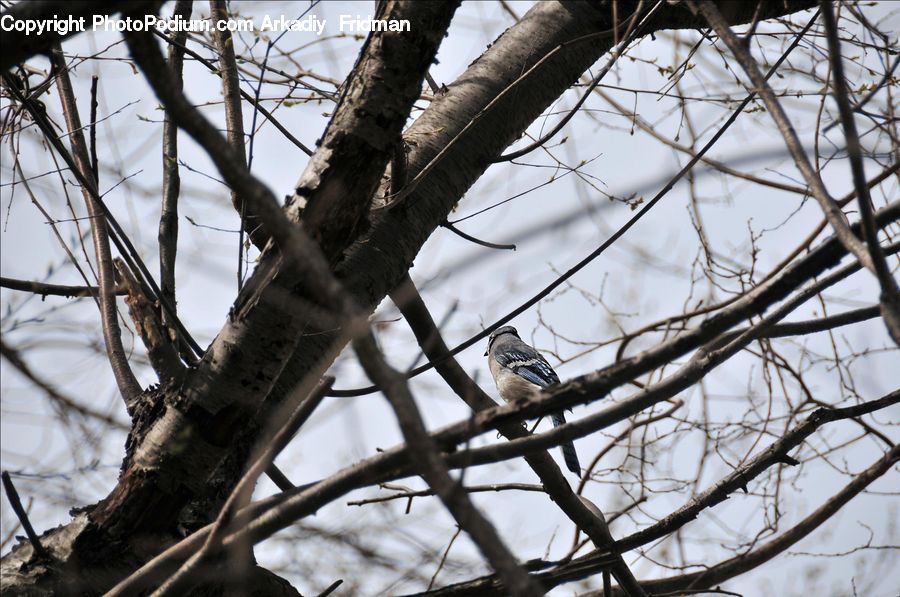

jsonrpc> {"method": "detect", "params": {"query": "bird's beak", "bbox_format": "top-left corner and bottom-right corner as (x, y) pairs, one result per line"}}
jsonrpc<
(483, 348), (488, 356)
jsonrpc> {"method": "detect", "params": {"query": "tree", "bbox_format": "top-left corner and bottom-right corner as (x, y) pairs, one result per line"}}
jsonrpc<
(1, 1), (897, 595)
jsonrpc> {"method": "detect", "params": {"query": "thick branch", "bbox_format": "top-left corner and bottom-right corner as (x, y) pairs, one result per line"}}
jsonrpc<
(83, 1), (459, 549)
(144, 378), (333, 597)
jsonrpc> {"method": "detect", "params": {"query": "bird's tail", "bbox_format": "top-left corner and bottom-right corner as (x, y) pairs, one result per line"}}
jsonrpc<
(551, 411), (580, 475)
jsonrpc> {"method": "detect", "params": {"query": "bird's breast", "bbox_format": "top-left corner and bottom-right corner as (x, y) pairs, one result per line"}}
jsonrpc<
(494, 367), (541, 403)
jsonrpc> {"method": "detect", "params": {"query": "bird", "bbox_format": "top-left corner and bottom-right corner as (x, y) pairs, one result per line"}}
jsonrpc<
(485, 325), (580, 475)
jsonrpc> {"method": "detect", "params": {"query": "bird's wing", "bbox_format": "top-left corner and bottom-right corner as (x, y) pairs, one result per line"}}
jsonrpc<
(494, 347), (560, 388)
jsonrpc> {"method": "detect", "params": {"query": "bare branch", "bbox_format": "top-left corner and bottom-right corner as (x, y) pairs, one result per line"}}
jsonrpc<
(690, 1), (874, 273)
(149, 28), (314, 156)
(1, 471), (49, 560)
(0, 276), (125, 299)
(819, 0), (900, 345)
(50, 46), (142, 411)
(603, 444), (900, 596)
(0, 0), (160, 71)
(158, 0), (191, 353)
(614, 391), (899, 554)
(388, 275), (646, 595)
(209, 0), (267, 253)
(353, 331), (544, 597)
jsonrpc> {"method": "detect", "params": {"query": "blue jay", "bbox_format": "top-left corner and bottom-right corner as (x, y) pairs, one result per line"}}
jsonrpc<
(485, 326), (580, 475)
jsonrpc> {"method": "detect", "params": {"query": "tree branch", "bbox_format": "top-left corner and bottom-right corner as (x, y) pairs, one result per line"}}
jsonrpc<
(115, 258), (184, 384)
(0, 0), (160, 71)
(410, 439), (899, 596)
(84, 1), (460, 547)
(330, 7), (820, 397)
(158, 0), (191, 358)
(1, 472), (48, 560)
(0, 276), (125, 298)
(50, 46), (142, 411)
(353, 332), (544, 597)
(689, 0), (874, 273)
(601, 444), (900, 596)
(819, 0), (900, 345)
(389, 275), (646, 595)
(209, 0), (266, 252)
(144, 378), (333, 597)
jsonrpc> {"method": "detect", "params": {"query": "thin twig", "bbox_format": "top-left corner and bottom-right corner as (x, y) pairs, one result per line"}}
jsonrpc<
(613, 391), (899, 554)
(0, 276), (125, 298)
(493, 0), (655, 163)
(9, 152), (101, 311)
(347, 482), (546, 507)
(159, 0), (191, 359)
(316, 579), (343, 597)
(441, 221), (516, 251)
(2, 73), (205, 360)
(1, 471), (49, 559)
(382, 13), (650, 209)
(691, 1), (873, 273)
(150, 28), (313, 156)
(428, 527), (462, 590)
